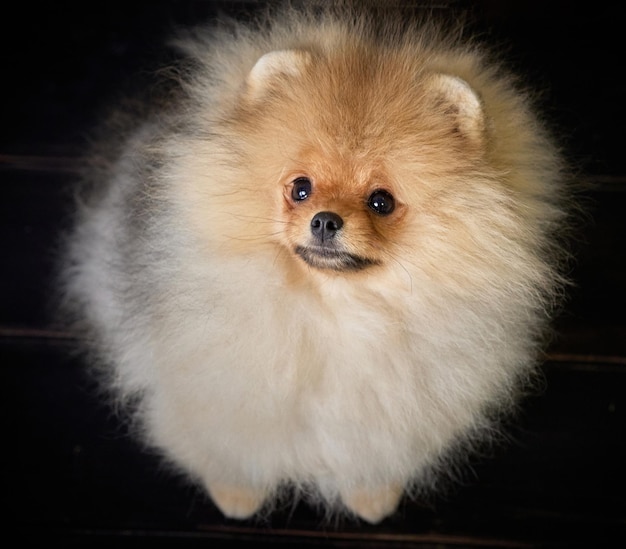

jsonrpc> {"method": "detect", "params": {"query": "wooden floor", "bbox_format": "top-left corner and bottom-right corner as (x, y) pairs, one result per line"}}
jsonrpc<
(2, 1), (625, 547)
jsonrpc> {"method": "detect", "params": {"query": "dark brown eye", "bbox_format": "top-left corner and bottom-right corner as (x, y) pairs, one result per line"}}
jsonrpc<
(292, 177), (312, 201)
(367, 189), (395, 215)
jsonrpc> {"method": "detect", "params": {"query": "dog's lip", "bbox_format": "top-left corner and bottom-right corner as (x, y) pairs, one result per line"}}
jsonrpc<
(294, 245), (379, 272)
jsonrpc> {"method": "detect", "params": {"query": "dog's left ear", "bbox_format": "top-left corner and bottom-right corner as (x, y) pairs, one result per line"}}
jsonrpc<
(246, 50), (312, 99)
(425, 74), (485, 144)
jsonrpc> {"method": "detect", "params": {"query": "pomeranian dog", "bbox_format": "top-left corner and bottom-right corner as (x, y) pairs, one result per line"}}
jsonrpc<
(61, 2), (569, 523)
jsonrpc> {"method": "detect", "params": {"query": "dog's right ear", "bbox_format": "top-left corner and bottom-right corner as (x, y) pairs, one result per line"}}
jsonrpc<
(424, 73), (485, 146)
(245, 50), (311, 99)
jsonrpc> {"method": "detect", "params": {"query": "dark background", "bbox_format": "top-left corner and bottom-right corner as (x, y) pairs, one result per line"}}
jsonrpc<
(2, 1), (624, 546)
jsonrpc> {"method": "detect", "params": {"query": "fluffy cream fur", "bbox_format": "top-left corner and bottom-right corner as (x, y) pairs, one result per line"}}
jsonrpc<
(61, 4), (569, 523)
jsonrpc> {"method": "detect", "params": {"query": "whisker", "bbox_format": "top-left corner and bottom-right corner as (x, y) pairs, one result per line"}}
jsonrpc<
(222, 230), (285, 242)
(386, 251), (415, 294)
(225, 212), (289, 225)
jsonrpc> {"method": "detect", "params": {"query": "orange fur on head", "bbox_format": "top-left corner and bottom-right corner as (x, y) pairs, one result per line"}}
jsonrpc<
(180, 38), (494, 282)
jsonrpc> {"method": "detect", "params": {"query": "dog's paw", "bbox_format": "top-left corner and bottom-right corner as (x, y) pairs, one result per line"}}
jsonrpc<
(341, 484), (403, 523)
(208, 484), (267, 519)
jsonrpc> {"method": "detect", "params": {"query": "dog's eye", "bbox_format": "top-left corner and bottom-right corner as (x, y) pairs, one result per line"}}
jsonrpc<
(367, 189), (395, 215)
(291, 177), (312, 201)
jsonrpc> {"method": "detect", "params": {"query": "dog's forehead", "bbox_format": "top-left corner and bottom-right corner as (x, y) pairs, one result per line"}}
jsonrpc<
(289, 143), (392, 191)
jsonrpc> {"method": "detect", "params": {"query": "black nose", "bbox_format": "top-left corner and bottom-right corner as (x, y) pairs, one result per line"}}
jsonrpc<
(310, 211), (343, 242)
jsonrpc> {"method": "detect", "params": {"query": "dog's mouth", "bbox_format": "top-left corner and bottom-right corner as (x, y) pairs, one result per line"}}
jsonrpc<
(294, 245), (379, 272)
